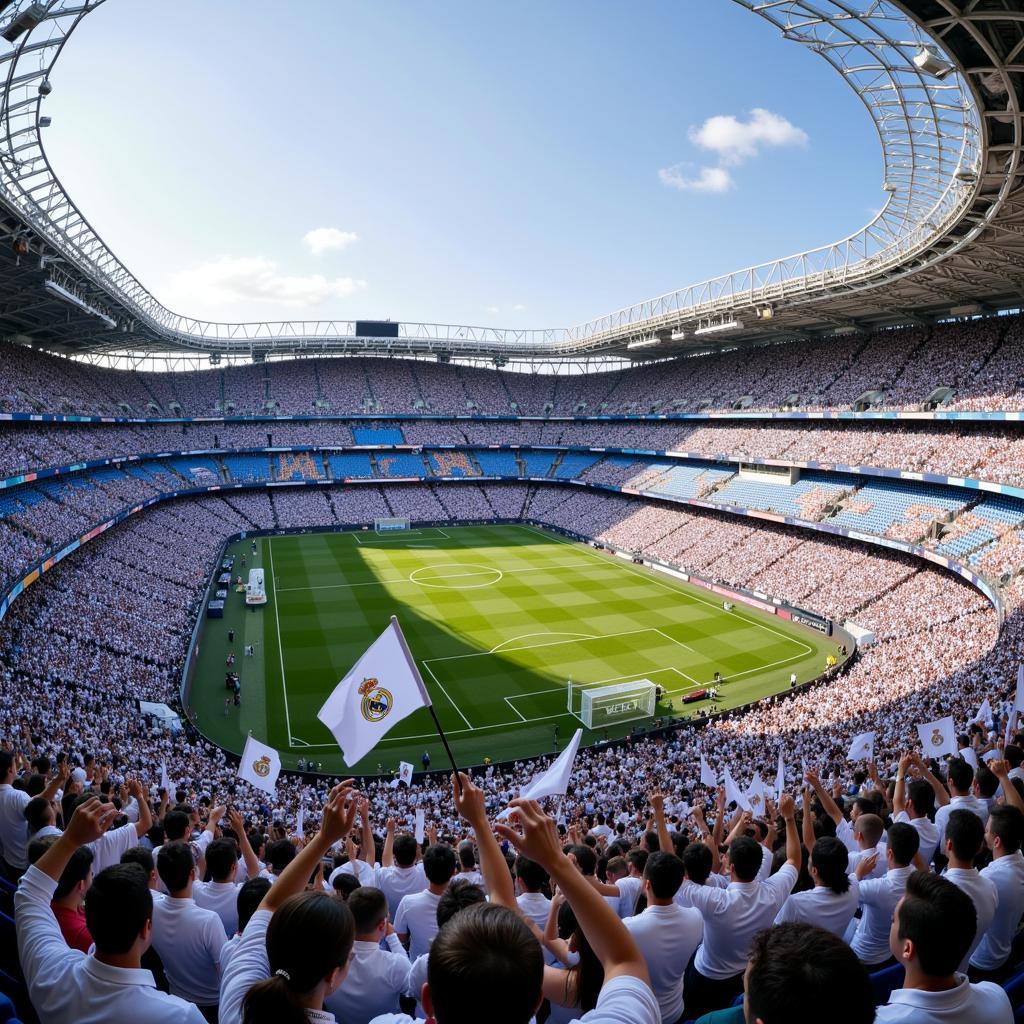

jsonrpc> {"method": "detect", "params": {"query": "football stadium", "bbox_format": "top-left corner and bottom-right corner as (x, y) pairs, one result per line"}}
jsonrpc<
(1, 1), (1024, 1022)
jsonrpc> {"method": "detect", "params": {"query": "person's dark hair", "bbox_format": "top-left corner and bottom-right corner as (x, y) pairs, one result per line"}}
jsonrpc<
(157, 842), (195, 893)
(84, 863), (153, 955)
(27, 834), (58, 865)
(988, 804), (1024, 854)
(266, 839), (297, 873)
(906, 779), (935, 817)
(946, 758), (974, 794)
(54, 845), (94, 900)
(423, 843), (458, 886)
(896, 871), (976, 976)
(975, 763), (999, 799)
(25, 773), (45, 797)
(162, 809), (190, 842)
(23, 796), (51, 833)
(605, 855), (627, 877)
(642, 830), (660, 852)
(393, 833), (418, 868)
(682, 841), (713, 885)
(428, 902), (543, 1024)
(515, 855), (548, 892)
(242, 892), (355, 1024)
(237, 877), (272, 935)
(810, 837), (850, 895)
(625, 848), (648, 876)
(437, 878), (486, 926)
(457, 840), (476, 870)
(570, 844), (597, 876)
(0, 750), (13, 779)
(332, 872), (362, 899)
(643, 851), (685, 900)
(555, 901), (603, 1013)
(746, 922), (874, 1024)
(946, 809), (985, 862)
(347, 885), (388, 934)
(205, 837), (239, 882)
(886, 822), (920, 867)
(121, 846), (155, 876)
(854, 813), (883, 848)
(729, 835), (762, 882)
(1005, 744), (1024, 770)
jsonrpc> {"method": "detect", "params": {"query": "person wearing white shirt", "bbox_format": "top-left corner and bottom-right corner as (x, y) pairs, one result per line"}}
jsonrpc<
(328, 885), (411, 1023)
(455, 839), (486, 888)
(395, 842), (457, 959)
(622, 852), (702, 1023)
(844, 813), (887, 881)
(849, 821), (919, 966)
(931, 758), (989, 856)
(676, 793), (801, 1018)
(516, 855), (557, 963)
(877, 870), (1012, 1023)
(969, 803), (1024, 974)
(150, 804), (221, 894)
(152, 842), (227, 1016)
(219, 876), (272, 976)
(605, 856), (644, 919)
(15, 797), (205, 1024)
(0, 752), (66, 874)
(940, 810), (998, 973)
(377, 826), (427, 919)
(774, 835), (859, 938)
(891, 758), (939, 864)
(192, 818), (261, 938)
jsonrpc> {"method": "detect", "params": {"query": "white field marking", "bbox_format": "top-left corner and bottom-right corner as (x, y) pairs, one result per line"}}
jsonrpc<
(515, 524), (813, 657)
(278, 577), (407, 592)
(422, 660), (473, 729)
(408, 563), (504, 590)
(507, 665), (693, 704)
(266, 538), (294, 745)
(503, 697), (527, 722)
(422, 626), (663, 665)
(489, 631), (596, 654)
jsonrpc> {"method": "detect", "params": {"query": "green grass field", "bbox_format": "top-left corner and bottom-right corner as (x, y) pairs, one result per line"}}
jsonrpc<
(188, 524), (840, 775)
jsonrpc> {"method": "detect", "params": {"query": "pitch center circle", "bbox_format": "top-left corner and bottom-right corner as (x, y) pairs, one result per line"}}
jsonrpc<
(408, 563), (503, 590)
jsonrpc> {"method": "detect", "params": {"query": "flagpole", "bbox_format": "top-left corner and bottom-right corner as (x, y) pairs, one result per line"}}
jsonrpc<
(390, 616), (462, 791)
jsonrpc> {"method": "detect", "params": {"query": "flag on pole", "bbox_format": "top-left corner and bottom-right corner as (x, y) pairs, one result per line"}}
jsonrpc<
(775, 749), (786, 802)
(497, 729), (583, 819)
(398, 761), (414, 787)
(160, 758), (173, 795)
(959, 746), (980, 771)
(723, 767), (751, 812)
(745, 773), (768, 817)
(973, 698), (992, 727)
(1005, 710), (1015, 751)
(414, 809), (425, 844)
(295, 806), (305, 839)
(317, 618), (432, 767)
(916, 716), (957, 759)
(700, 753), (717, 788)
(237, 735), (281, 796)
(847, 731), (875, 762)
(1015, 665), (1024, 714)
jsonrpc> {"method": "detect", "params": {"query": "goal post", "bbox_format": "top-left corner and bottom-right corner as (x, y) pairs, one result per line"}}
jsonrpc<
(375, 516), (411, 533)
(568, 678), (658, 730)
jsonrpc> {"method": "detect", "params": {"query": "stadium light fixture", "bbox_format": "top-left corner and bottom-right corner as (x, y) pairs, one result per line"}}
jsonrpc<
(44, 278), (117, 329)
(38, 116), (50, 128)
(2, 3), (46, 43)
(755, 305), (774, 320)
(694, 320), (744, 337)
(913, 47), (953, 79)
(626, 336), (660, 350)
(669, 330), (687, 342)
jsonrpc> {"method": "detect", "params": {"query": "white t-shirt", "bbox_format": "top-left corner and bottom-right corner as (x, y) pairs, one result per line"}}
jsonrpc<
(875, 975), (1012, 1023)
(612, 876), (643, 918)
(943, 868), (998, 973)
(0, 783), (32, 870)
(890, 812), (939, 864)
(193, 879), (243, 938)
(326, 936), (411, 1022)
(376, 863), (428, 919)
(970, 851), (1024, 970)
(150, 896), (227, 1006)
(622, 904), (703, 1023)
(934, 796), (989, 854)
(774, 880), (860, 938)
(850, 866), (913, 966)
(394, 889), (442, 960)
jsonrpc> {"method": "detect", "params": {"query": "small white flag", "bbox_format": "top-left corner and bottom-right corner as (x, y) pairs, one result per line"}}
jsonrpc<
(160, 759), (173, 795)
(775, 749), (786, 803)
(295, 806), (305, 839)
(723, 767), (751, 812)
(388, 778), (400, 789)
(237, 736), (281, 796)
(498, 729), (583, 819)
(317, 618), (432, 767)
(1015, 666), (1024, 714)
(916, 715), (957, 759)
(398, 761), (414, 787)
(847, 731), (875, 762)
(973, 698), (993, 726)
(1005, 710), (1015, 751)
(745, 773), (768, 817)
(414, 809), (425, 844)
(959, 747), (980, 771)
(700, 753), (717, 788)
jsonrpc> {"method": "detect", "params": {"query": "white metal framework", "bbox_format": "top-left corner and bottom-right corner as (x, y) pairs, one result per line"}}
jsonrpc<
(0, 1), (1019, 360)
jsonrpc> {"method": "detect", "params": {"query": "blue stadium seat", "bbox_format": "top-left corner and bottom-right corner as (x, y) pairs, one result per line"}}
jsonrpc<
(0, 990), (17, 1024)
(868, 962), (905, 1006)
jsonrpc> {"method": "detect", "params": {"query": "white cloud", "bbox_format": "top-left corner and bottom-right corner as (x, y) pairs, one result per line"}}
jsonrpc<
(303, 227), (359, 254)
(658, 165), (734, 194)
(165, 255), (367, 310)
(512, 303), (527, 312)
(688, 108), (808, 166)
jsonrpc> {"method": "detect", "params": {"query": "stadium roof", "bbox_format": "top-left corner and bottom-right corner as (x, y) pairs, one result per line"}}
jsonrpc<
(0, 0), (1020, 362)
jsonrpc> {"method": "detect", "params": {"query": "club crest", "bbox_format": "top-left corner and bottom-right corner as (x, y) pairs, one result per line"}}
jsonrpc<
(252, 754), (272, 778)
(359, 677), (393, 723)
(931, 728), (943, 747)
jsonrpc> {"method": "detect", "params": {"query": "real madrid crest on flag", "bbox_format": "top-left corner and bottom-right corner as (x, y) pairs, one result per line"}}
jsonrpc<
(252, 755), (272, 778)
(359, 678), (393, 723)
(915, 715), (956, 759)
(238, 736), (281, 795)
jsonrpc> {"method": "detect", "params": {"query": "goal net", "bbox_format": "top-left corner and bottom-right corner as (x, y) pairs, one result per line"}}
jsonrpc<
(568, 678), (658, 730)
(375, 517), (411, 533)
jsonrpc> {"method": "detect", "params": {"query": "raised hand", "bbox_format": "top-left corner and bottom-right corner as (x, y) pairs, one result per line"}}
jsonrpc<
(453, 772), (487, 827)
(227, 807), (246, 835)
(778, 793), (796, 819)
(493, 799), (563, 870)
(65, 797), (120, 846)
(320, 780), (358, 844)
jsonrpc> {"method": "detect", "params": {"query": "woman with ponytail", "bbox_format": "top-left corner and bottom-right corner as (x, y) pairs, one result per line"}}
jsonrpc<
(219, 781), (360, 1024)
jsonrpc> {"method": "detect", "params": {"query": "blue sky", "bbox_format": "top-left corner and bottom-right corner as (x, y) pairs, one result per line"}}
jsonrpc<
(45, 0), (881, 328)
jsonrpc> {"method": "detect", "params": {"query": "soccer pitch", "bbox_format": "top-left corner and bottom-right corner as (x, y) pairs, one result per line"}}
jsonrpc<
(190, 524), (839, 775)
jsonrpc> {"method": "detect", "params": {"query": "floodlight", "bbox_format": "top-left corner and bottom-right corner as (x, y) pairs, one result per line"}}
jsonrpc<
(669, 330), (687, 341)
(913, 47), (953, 79)
(627, 337), (660, 350)
(694, 320), (744, 337)
(2, 3), (47, 42)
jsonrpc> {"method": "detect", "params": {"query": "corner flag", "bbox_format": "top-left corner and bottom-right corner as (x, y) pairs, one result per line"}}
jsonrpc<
(317, 617), (432, 767)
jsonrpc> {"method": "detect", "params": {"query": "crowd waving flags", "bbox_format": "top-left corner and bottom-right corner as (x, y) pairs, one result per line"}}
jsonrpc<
(237, 735), (281, 795)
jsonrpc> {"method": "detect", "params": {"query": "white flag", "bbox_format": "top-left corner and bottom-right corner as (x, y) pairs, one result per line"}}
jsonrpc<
(973, 698), (992, 726)
(723, 767), (751, 812)
(775, 749), (786, 802)
(1005, 710), (1015, 751)
(160, 758), (173, 795)
(398, 761), (414, 787)
(295, 806), (305, 839)
(916, 715), (957, 759)
(414, 809), (425, 844)
(317, 618), (432, 767)
(498, 729), (583, 819)
(700, 753), (717, 788)
(237, 735), (281, 796)
(1015, 665), (1024, 714)
(745, 773), (768, 817)
(959, 747), (980, 771)
(847, 731), (875, 762)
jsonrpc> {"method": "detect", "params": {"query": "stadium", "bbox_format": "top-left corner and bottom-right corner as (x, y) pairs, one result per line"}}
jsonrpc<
(1, 1), (1024, 1023)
